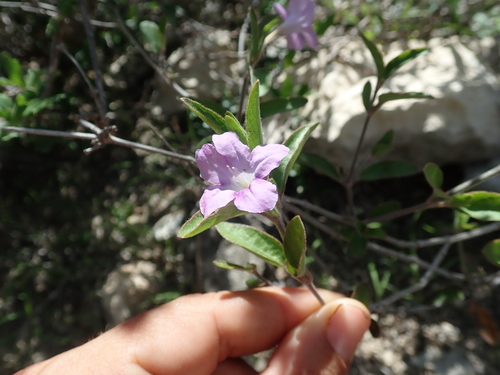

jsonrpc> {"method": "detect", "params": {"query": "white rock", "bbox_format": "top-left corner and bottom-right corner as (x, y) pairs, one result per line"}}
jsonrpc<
(267, 36), (500, 170)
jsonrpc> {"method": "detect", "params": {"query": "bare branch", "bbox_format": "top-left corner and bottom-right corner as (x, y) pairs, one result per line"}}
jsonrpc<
(447, 163), (500, 195)
(284, 196), (354, 226)
(1, 126), (196, 164)
(113, 9), (190, 98)
(371, 242), (452, 311)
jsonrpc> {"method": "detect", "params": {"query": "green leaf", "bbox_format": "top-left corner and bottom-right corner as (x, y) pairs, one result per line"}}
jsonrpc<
(249, 8), (263, 63)
(245, 80), (263, 149)
(0, 92), (13, 109)
(362, 81), (372, 111)
(273, 122), (320, 195)
(177, 203), (245, 238)
(451, 191), (500, 221)
(298, 152), (340, 180)
(371, 130), (394, 156)
(347, 232), (367, 256)
(423, 162), (443, 189)
(139, 20), (165, 54)
(213, 260), (255, 271)
(22, 93), (65, 117)
(360, 161), (418, 181)
(359, 31), (384, 79)
(351, 283), (372, 307)
(181, 98), (227, 134)
(0, 53), (25, 87)
(376, 92), (434, 107)
(215, 222), (286, 267)
(224, 112), (248, 145)
(368, 201), (401, 219)
(260, 97), (308, 118)
(284, 216), (307, 277)
(482, 240), (500, 267)
(384, 48), (428, 79)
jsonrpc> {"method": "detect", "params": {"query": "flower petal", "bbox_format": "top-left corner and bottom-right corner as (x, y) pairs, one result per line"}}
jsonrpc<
(233, 179), (278, 213)
(212, 132), (251, 171)
(287, 33), (304, 50)
(200, 186), (236, 217)
(273, 3), (288, 20)
(301, 0), (316, 24)
(195, 144), (233, 186)
(251, 144), (289, 178)
(301, 27), (318, 49)
(288, 0), (305, 16)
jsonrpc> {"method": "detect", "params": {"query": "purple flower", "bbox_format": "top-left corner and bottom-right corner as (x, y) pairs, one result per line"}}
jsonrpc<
(195, 132), (289, 217)
(273, 0), (318, 50)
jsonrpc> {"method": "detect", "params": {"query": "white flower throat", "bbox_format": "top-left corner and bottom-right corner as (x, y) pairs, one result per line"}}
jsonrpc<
(227, 165), (254, 191)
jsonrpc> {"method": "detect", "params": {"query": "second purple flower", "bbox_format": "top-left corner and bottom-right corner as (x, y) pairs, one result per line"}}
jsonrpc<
(273, 0), (318, 50)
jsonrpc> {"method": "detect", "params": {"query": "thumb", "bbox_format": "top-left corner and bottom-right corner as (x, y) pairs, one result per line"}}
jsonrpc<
(263, 298), (371, 375)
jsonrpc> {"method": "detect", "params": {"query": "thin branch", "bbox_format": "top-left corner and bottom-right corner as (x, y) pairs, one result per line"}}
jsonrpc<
(284, 196), (354, 226)
(114, 9), (190, 98)
(79, 0), (107, 122)
(364, 200), (438, 223)
(370, 242), (451, 311)
(366, 242), (463, 282)
(1, 126), (196, 164)
(382, 221), (500, 249)
(447, 163), (500, 195)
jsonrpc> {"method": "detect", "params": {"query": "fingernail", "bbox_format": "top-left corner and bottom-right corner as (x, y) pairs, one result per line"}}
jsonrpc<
(326, 303), (370, 365)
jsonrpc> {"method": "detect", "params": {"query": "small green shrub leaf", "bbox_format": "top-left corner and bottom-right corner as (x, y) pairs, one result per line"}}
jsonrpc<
(213, 260), (255, 271)
(371, 130), (394, 156)
(384, 48), (428, 79)
(482, 240), (500, 267)
(139, 20), (165, 54)
(246, 80), (263, 149)
(360, 161), (418, 181)
(362, 81), (372, 111)
(224, 112), (248, 145)
(359, 32), (385, 79)
(181, 98), (227, 134)
(423, 163), (443, 190)
(376, 92), (434, 107)
(0, 53), (25, 87)
(298, 152), (340, 180)
(284, 216), (307, 277)
(216, 222), (286, 267)
(260, 97), (308, 118)
(177, 203), (245, 238)
(451, 192), (500, 221)
(273, 122), (320, 194)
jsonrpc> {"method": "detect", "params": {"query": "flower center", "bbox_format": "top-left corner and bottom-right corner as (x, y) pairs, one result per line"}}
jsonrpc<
(226, 165), (254, 191)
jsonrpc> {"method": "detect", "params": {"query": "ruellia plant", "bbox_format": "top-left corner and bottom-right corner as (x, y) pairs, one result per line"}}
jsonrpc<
(2, 0), (500, 344)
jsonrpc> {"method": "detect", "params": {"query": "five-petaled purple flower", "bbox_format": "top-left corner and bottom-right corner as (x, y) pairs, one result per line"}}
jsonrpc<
(195, 132), (289, 217)
(273, 0), (318, 50)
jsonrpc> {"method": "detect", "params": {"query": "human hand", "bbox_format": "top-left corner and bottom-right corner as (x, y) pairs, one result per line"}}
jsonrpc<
(15, 287), (370, 375)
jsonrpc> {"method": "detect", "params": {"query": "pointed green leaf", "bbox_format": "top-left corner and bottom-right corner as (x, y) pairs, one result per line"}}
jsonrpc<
(347, 232), (367, 256)
(213, 260), (255, 271)
(371, 130), (394, 156)
(351, 283), (372, 307)
(139, 20), (165, 54)
(22, 93), (65, 117)
(362, 81), (372, 111)
(376, 92), (434, 107)
(246, 278), (264, 288)
(482, 240), (500, 267)
(298, 152), (340, 180)
(273, 122), (320, 195)
(451, 191), (500, 221)
(224, 111), (248, 145)
(359, 32), (385, 79)
(423, 163), (443, 190)
(360, 161), (418, 181)
(249, 8), (264, 63)
(177, 203), (245, 238)
(215, 222), (286, 267)
(181, 98), (227, 134)
(384, 48), (428, 79)
(0, 53), (25, 87)
(368, 201), (401, 219)
(260, 97), (308, 118)
(284, 216), (307, 277)
(246, 80), (263, 149)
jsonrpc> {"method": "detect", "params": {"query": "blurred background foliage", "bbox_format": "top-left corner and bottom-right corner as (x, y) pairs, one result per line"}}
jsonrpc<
(1, 0), (500, 373)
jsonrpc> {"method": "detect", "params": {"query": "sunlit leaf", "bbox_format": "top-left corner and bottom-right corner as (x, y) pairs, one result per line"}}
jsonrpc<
(139, 20), (165, 54)
(284, 216), (307, 277)
(482, 239), (500, 267)
(177, 203), (245, 238)
(451, 191), (500, 221)
(0, 53), (25, 87)
(384, 48), (428, 79)
(359, 31), (384, 79)
(273, 122), (319, 194)
(376, 92), (434, 107)
(181, 98), (227, 134)
(216, 222), (286, 267)
(224, 111), (248, 145)
(246, 80), (263, 149)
